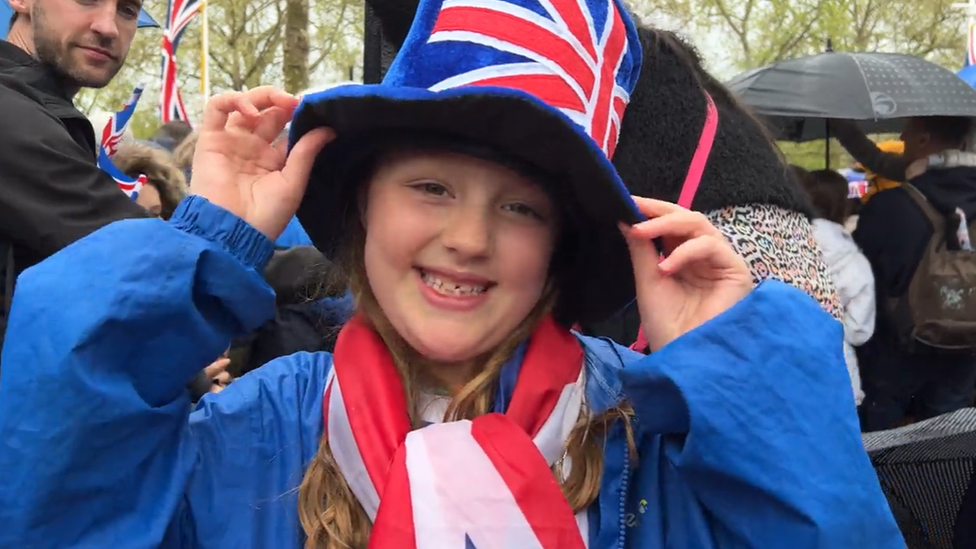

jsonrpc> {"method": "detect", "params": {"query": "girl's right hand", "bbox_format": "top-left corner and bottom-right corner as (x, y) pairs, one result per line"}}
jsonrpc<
(203, 357), (233, 393)
(188, 87), (336, 240)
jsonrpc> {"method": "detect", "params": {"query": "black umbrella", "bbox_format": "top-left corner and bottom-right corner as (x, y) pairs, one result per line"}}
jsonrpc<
(863, 409), (976, 549)
(727, 52), (976, 142)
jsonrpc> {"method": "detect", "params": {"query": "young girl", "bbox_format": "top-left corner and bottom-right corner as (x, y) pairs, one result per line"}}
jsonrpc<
(802, 169), (876, 406)
(0, 1), (901, 548)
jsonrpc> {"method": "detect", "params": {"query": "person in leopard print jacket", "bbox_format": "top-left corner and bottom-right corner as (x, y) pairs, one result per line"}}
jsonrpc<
(579, 24), (842, 348)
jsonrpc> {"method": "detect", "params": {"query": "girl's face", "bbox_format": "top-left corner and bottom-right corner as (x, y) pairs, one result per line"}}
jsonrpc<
(363, 150), (558, 366)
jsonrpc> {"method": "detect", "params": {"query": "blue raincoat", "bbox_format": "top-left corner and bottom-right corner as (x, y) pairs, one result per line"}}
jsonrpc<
(0, 197), (903, 549)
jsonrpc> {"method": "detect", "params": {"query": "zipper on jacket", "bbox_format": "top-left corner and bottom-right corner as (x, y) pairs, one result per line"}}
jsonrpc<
(616, 429), (631, 549)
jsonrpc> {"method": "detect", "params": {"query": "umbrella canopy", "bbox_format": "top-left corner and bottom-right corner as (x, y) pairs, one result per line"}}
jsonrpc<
(728, 52), (976, 142)
(863, 408), (976, 549)
(1, 2), (158, 38)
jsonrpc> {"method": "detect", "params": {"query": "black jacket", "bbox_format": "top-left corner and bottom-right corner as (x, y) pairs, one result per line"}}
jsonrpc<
(0, 41), (147, 362)
(0, 41), (147, 280)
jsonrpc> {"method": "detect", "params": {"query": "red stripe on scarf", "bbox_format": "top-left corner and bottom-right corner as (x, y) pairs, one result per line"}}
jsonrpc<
(506, 318), (584, 436)
(471, 414), (587, 549)
(368, 443), (418, 549)
(332, 316), (412, 497)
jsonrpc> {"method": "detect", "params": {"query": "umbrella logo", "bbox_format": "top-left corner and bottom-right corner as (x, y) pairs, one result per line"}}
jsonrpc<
(870, 92), (898, 116)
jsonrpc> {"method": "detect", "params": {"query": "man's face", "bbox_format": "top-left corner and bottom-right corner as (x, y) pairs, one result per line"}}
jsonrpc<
(30, 0), (140, 89)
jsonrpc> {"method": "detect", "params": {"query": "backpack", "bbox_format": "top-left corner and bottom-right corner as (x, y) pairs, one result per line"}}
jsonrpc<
(889, 184), (976, 352)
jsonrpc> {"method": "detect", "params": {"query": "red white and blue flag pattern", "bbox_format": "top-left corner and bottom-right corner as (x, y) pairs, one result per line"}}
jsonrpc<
(967, 20), (976, 68)
(324, 368), (588, 548)
(421, 0), (636, 158)
(97, 84), (148, 199)
(159, 0), (202, 125)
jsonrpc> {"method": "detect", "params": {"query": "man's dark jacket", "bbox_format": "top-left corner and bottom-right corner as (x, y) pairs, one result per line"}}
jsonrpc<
(0, 41), (146, 349)
(853, 166), (976, 347)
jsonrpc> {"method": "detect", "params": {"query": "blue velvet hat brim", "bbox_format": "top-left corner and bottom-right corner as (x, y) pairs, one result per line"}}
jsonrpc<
(289, 84), (642, 325)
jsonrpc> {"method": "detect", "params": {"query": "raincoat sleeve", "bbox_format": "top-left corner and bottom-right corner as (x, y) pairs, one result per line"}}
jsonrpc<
(621, 281), (903, 548)
(0, 196), (278, 548)
(831, 119), (908, 182)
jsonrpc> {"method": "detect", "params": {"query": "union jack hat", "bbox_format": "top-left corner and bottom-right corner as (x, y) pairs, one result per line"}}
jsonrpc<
(290, 0), (644, 324)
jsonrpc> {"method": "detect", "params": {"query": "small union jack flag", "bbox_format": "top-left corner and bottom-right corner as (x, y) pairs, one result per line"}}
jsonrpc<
(96, 84), (148, 200)
(424, 0), (636, 157)
(98, 149), (148, 199)
(100, 83), (144, 157)
(159, 0), (202, 125)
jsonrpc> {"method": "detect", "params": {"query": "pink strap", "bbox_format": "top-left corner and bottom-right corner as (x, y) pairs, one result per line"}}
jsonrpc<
(630, 93), (719, 353)
(676, 93), (719, 209)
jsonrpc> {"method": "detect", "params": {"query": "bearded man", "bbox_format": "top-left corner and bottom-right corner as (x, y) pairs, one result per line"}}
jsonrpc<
(0, 0), (151, 357)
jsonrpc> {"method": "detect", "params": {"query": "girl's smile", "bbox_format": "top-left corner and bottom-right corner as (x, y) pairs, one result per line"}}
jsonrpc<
(416, 267), (495, 311)
(363, 149), (557, 365)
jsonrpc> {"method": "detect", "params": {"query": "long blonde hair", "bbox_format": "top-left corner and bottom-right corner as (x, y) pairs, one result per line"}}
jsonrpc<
(297, 150), (637, 549)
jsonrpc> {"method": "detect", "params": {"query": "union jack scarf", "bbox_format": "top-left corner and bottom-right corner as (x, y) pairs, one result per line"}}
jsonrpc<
(325, 315), (589, 548)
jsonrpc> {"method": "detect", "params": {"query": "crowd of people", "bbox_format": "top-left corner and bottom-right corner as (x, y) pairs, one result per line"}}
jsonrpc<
(792, 118), (976, 433)
(3, 0), (975, 546)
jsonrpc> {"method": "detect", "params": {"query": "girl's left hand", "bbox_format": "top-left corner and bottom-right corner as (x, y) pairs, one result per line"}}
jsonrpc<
(189, 87), (334, 241)
(622, 197), (753, 353)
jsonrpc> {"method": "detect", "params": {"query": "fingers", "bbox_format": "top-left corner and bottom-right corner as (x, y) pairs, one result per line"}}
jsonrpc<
(252, 105), (296, 143)
(281, 127), (336, 189)
(627, 208), (720, 245)
(620, 221), (664, 285)
(657, 235), (740, 275)
(620, 197), (744, 279)
(630, 196), (692, 219)
(272, 132), (289, 158)
(202, 87), (299, 136)
(201, 91), (257, 132)
(203, 357), (231, 378)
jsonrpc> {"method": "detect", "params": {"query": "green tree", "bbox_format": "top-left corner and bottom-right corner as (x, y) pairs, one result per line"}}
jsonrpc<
(283, 0), (310, 93)
(75, 0), (364, 138)
(307, 0), (364, 84)
(640, 0), (971, 168)
(646, 0), (824, 69)
(820, 0), (968, 68)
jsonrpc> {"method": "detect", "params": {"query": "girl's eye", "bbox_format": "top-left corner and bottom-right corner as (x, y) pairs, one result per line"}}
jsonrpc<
(504, 202), (544, 220)
(412, 181), (449, 196)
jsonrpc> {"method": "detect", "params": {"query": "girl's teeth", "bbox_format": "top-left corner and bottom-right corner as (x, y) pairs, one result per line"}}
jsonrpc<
(421, 271), (487, 296)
